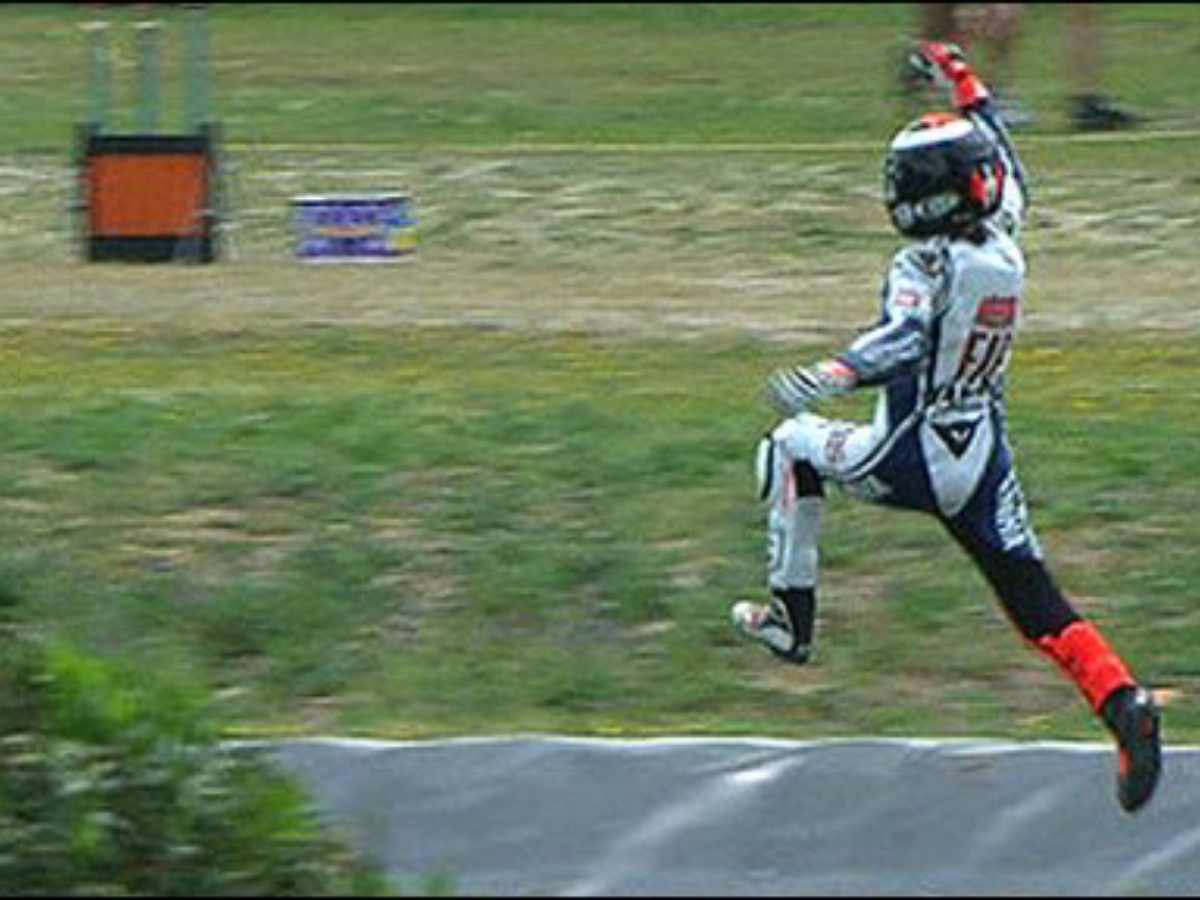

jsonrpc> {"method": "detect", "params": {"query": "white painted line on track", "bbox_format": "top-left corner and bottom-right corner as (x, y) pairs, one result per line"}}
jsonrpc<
(225, 732), (1200, 753)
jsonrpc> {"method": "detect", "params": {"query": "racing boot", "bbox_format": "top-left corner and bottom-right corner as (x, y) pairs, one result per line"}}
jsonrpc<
(1070, 93), (1139, 131)
(1101, 684), (1162, 814)
(1036, 619), (1161, 813)
(731, 587), (815, 665)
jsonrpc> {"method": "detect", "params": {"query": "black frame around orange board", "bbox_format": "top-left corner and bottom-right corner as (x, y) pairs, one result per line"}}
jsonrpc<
(76, 124), (221, 263)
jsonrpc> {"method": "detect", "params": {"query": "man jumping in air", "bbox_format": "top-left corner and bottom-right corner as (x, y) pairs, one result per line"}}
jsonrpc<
(731, 41), (1161, 813)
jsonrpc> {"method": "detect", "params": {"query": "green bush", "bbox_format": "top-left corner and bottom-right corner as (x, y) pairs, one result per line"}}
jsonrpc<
(0, 628), (395, 897)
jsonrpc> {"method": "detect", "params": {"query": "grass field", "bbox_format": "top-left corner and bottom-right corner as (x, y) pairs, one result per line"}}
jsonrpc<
(2, 4), (1199, 746)
(5, 4), (1200, 149)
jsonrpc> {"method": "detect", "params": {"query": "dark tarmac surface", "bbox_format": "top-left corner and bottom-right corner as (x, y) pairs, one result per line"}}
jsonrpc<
(263, 735), (1200, 896)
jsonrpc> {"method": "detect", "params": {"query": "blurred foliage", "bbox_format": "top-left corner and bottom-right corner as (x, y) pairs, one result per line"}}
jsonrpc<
(0, 623), (396, 897)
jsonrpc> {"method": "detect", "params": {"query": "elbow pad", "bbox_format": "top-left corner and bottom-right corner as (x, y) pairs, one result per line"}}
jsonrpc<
(840, 317), (930, 387)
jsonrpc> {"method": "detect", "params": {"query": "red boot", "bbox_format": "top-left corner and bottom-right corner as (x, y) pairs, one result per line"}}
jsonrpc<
(1036, 620), (1161, 813)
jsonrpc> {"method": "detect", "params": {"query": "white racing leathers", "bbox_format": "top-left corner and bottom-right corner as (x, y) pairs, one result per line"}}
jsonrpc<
(762, 107), (1039, 594)
(756, 106), (1158, 803)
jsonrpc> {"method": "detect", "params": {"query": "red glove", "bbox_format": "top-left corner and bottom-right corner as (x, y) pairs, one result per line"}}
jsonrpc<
(909, 41), (990, 110)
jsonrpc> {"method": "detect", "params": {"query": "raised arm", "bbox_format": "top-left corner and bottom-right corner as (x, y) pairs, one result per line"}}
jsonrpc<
(909, 41), (1029, 233)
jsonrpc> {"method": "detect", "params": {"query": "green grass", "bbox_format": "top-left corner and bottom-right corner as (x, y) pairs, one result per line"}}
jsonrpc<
(2, 326), (1197, 743)
(4, 3), (1200, 151)
(1, 3), (1198, 749)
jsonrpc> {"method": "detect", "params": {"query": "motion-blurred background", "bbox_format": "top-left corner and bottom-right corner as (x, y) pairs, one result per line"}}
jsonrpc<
(2, 4), (1198, 894)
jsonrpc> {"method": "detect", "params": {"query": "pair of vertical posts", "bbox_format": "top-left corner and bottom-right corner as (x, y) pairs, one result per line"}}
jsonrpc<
(83, 6), (210, 135)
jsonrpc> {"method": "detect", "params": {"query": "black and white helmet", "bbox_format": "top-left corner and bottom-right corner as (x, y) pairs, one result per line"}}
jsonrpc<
(883, 112), (1007, 238)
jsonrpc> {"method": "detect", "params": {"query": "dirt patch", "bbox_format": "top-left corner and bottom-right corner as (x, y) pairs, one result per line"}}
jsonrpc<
(4, 152), (1196, 341)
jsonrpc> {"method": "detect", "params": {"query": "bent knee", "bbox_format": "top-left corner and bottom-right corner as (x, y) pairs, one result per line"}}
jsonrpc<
(755, 431), (824, 503)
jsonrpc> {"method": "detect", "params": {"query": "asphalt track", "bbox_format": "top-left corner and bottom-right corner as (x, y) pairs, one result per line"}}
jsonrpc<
(261, 734), (1200, 896)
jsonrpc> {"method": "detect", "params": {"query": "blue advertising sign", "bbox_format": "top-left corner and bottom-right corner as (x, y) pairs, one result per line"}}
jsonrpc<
(291, 194), (417, 263)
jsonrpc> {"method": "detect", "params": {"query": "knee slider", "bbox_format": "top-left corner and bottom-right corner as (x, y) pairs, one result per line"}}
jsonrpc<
(755, 433), (781, 502)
